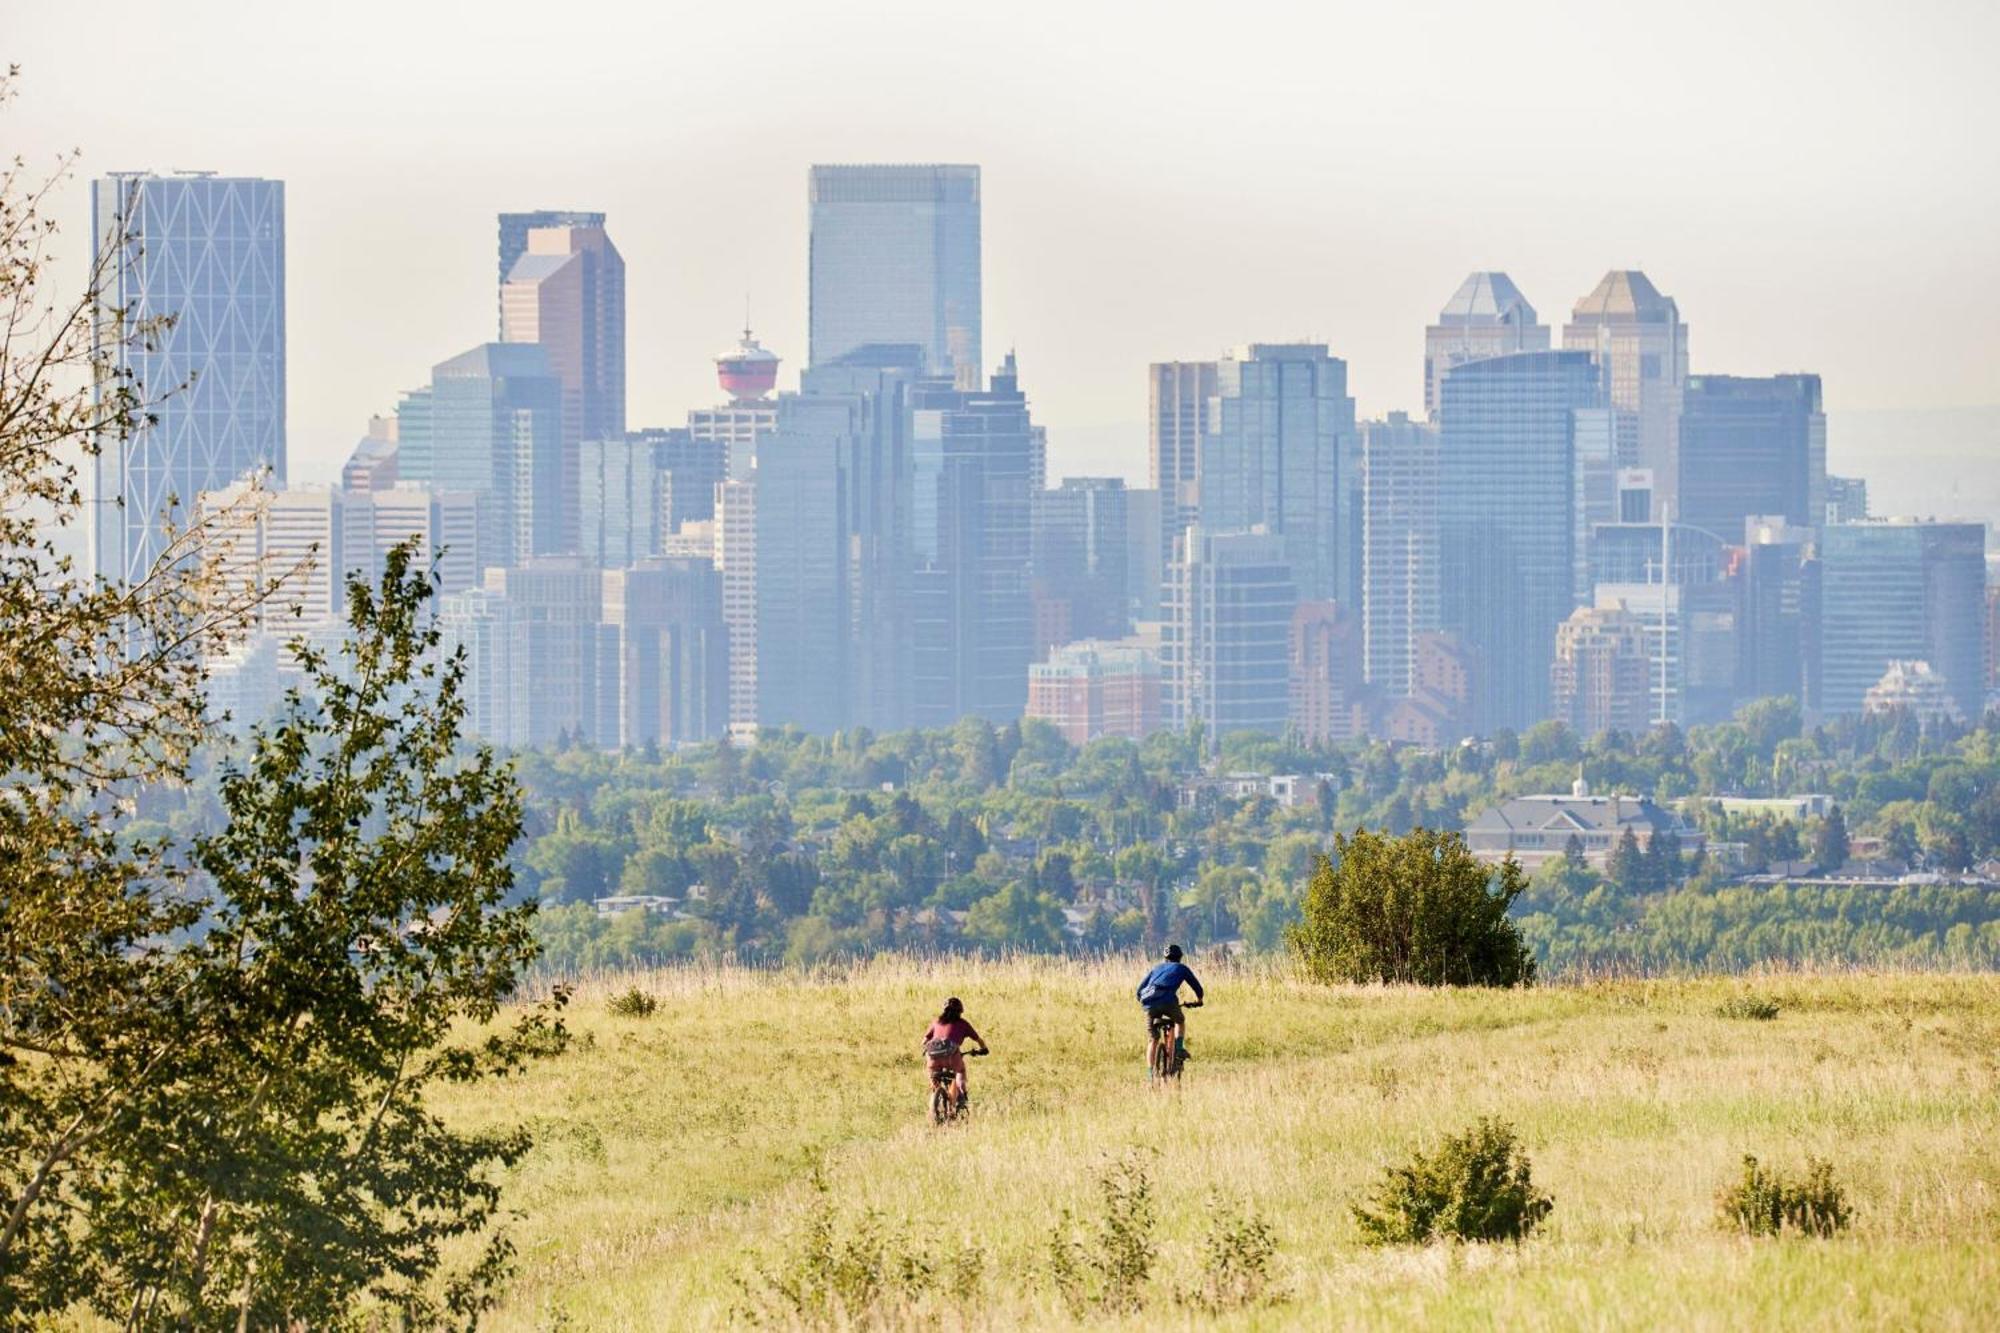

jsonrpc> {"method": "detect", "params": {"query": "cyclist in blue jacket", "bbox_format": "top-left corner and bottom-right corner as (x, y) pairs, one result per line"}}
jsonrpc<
(1136, 944), (1204, 1061)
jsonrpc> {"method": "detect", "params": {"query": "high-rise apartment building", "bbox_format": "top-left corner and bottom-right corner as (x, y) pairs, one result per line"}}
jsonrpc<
(798, 346), (923, 733)
(1562, 271), (1687, 518)
(1165, 527), (1298, 741)
(1825, 475), (1869, 525)
(1587, 522), (1741, 728)
(1026, 640), (1162, 745)
(482, 558), (617, 749)
(601, 558), (729, 747)
(1032, 477), (1130, 648)
(1423, 272), (1549, 419)
(1289, 600), (1371, 745)
(1818, 520), (1987, 720)
(630, 427), (730, 535)
(808, 165), (981, 383)
(1360, 412), (1439, 696)
(201, 482), (341, 631)
(1148, 360), (1218, 580)
(91, 172), (286, 585)
(913, 355), (1038, 726)
(1124, 487), (1164, 622)
(342, 485), (482, 596)
(579, 435), (662, 568)
(1201, 344), (1358, 605)
(1552, 604), (1654, 738)
(1739, 517), (1818, 707)
(748, 404), (844, 734)
(1438, 349), (1606, 732)
(1678, 374), (1825, 540)
(395, 343), (565, 572)
(715, 479), (757, 731)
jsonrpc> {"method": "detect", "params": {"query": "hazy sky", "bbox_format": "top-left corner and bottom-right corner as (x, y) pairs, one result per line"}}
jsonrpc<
(7, 0), (1998, 511)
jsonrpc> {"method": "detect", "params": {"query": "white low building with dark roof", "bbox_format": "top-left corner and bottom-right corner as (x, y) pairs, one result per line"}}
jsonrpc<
(1463, 774), (1704, 871)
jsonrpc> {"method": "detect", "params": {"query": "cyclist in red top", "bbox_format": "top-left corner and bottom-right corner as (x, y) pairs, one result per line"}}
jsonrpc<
(921, 996), (990, 1108)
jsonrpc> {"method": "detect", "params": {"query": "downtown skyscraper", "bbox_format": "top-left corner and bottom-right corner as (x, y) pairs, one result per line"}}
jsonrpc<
(91, 172), (285, 585)
(1423, 272), (1548, 420)
(1563, 270), (1687, 518)
(1677, 374), (1825, 541)
(1200, 344), (1358, 606)
(395, 343), (566, 571)
(808, 165), (981, 384)
(1438, 349), (1607, 733)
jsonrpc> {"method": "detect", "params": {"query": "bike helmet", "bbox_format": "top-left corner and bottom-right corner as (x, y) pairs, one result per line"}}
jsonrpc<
(1163, 944), (1184, 962)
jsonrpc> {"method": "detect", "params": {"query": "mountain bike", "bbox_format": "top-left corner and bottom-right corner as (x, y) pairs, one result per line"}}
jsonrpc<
(1146, 998), (1202, 1082)
(929, 1048), (986, 1125)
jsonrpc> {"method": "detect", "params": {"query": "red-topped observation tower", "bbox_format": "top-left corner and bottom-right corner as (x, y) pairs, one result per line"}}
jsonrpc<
(715, 326), (781, 401)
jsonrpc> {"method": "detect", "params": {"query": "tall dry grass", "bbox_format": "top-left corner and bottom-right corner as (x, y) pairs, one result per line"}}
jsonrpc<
(429, 959), (2000, 1330)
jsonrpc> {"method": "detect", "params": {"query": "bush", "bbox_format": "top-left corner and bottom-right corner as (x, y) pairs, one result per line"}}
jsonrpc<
(1181, 1195), (1281, 1313)
(607, 985), (658, 1018)
(1353, 1118), (1553, 1244)
(1288, 829), (1535, 987)
(1717, 1155), (1851, 1237)
(1716, 994), (1781, 1020)
(1049, 1153), (1157, 1314)
(741, 1168), (983, 1325)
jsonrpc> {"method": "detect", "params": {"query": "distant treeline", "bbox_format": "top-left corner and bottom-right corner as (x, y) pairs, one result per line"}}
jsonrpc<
(399, 697), (2000, 974)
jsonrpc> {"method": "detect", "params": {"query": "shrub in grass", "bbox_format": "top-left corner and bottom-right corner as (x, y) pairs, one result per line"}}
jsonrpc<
(1717, 1155), (1851, 1237)
(740, 1168), (982, 1325)
(1180, 1195), (1281, 1313)
(1049, 1153), (1158, 1314)
(607, 985), (659, 1018)
(1353, 1118), (1553, 1244)
(1716, 994), (1781, 1020)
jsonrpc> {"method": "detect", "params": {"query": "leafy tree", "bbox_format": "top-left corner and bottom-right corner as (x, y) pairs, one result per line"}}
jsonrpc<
(0, 96), (271, 1317)
(961, 882), (1065, 952)
(93, 546), (558, 1325)
(1811, 807), (1849, 872)
(1606, 827), (1646, 892)
(1287, 830), (1534, 987)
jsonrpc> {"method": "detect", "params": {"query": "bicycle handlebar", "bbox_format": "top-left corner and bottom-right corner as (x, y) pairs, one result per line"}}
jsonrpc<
(1185, 999), (1204, 1008)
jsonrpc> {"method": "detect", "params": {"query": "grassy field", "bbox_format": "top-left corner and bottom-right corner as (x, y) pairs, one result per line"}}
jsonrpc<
(435, 960), (2000, 1330)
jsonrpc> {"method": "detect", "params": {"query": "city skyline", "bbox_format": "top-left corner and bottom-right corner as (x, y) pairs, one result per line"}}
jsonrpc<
(10, 0), (1999, 526)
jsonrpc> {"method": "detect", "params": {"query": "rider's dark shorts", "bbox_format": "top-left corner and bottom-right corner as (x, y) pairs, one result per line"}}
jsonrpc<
(1144, 1001), (1185, 1032)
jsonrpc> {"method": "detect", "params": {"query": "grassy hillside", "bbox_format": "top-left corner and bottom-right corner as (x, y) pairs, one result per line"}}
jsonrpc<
(438, 961), (2000, 1329)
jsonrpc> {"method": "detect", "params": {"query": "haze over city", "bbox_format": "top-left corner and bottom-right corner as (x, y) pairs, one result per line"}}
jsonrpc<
(7, 0), (1998, 521)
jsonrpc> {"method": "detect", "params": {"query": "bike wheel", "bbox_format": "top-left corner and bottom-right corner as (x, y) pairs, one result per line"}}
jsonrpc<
(932, 1083), (951, 1125)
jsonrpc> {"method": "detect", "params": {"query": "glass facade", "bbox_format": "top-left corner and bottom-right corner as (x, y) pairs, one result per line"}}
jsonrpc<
(1819, 522), (1987, 719)
(1439, 349), (1605, 732)
(399, 343), (564, 572)
(808, 165), (981, 383)
(1202, 344), (1357, 605)
(1360, 412), (1439, 696)
(91, 173), (286, 586)
(1677, 374), (1824, 541)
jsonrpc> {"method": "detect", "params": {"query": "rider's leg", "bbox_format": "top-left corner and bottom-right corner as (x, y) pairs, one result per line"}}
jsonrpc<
(953, 1067), (968, 1107)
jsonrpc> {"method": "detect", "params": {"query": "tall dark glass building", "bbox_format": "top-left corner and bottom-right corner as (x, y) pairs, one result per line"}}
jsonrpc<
(912, 354), (1037, 725)
(1677, 374), (1824, 541)
(1818, 520), (1987, 720)
(1438, 349), (1606, 732)
(808, 165), (981, 384)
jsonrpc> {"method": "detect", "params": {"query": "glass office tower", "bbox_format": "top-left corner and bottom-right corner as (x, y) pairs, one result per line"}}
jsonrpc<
(1438, 349), (1606, 732)
(808, 165), (981, 384)
(91, 172), (285, 585)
